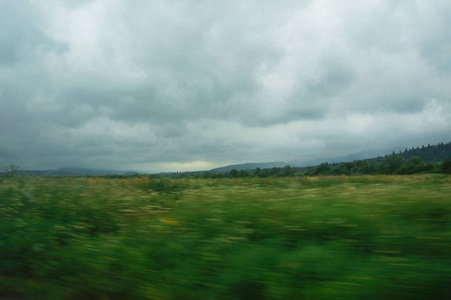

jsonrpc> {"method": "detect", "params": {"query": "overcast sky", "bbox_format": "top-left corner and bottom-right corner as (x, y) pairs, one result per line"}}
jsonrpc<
(1, 0), (450, 172)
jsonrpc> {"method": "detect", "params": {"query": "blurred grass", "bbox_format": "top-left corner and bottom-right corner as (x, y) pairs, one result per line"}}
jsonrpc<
(0, 175), (450, 299)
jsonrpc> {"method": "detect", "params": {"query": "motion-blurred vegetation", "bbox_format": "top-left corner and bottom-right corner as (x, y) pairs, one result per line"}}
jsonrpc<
(1, 175), (450, 299)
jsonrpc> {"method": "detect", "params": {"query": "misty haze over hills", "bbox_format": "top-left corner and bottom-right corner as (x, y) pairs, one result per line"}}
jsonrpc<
(211, 141), (451, 172)
(2, 142), (449, 176)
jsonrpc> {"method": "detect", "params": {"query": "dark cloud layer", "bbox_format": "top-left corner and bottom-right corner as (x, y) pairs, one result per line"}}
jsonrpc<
(1, 0), (450, 172)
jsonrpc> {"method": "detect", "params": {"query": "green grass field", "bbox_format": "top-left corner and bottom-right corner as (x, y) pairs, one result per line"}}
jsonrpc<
(1, 175), (450, 299)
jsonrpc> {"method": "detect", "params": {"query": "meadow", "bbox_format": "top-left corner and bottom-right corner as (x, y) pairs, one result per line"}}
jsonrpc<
(1, 174), (450, 299)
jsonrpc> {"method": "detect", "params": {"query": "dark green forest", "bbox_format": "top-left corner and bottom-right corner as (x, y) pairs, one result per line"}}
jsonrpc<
(177, 141), (451, 179)
(366, 141), (451, 163)
(306, 141), (451, 176)
(5, 142), (449, 179)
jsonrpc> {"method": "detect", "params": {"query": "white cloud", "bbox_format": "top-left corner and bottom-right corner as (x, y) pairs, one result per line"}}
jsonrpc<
(1, 0), (450, 172)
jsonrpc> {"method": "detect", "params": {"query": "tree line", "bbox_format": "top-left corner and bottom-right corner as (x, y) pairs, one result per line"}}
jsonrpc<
(306, 155), (451, 176)
(199, 156), (450, 178)
(7, 142), (449, 179)
(304, 141), (451, 176)
(179, 142), (451, 178)
(186, 165), (296, 179)
(194, 142), (451, 178)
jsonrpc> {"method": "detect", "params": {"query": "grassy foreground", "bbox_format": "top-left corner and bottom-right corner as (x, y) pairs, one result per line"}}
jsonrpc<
(1, 175), (450, 299)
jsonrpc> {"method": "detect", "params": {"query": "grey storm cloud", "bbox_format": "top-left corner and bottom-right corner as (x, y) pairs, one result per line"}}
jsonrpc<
(1, 0), (450, 172)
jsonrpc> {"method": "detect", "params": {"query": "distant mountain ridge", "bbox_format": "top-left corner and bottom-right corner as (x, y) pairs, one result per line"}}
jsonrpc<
(209, 162), (289, 173)
(2, 142), (449, 176)
(0, 167), (134, 177)
(207, 141), (451, 173)
(206, 153), (387, 173)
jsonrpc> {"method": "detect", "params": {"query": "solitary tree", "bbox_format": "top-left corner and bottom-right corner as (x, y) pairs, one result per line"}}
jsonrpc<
(4, 165), (21, 177)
